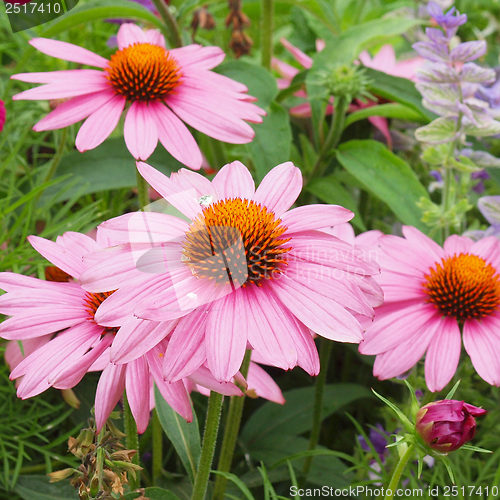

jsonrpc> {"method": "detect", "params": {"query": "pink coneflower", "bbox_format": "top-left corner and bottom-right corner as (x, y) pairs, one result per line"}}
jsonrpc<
(11, 23), (265, 168)
(0, 232), (284, 431)
(360, 227), (500, 391)
(81, 161), (382, 382)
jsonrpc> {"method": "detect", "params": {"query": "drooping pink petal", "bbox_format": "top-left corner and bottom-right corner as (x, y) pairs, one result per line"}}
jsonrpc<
(12, 69), (106, 84)
(75, 94), (126, 152)
(282, 205), (353, 233)
(5, 335), (51, 372)
(206, 290), (248, 382)
(29, 38), (109, 68)
(401, 226), (445, 264)
(280, 38), (313, 69)
(33, 90), (116, 131)
(246, 362), (285, 404)
(95, 363), (127, 431)
(253, 162), (302, 216)
(189, 365), (243, 396)
(288, 319), (319, 376)
(124, 101), (158, 161)
(149, 101), (202, 170)
(162, 309), (208, 381)
(424, 317), (461, 392)
(463, 317), (500, 386)
(125, 357), (152, 433)
(169, 45), (225, 70)
(111, 317), (176, 364)
(212, 161), (255, 202)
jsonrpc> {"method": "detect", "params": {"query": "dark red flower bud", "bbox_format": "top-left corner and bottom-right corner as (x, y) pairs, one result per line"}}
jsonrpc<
(416, 399), (487, 452)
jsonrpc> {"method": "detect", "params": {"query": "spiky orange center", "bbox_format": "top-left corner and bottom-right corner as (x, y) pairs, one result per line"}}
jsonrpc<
(84, 291), (118, 334)
(106, 43), (182, 102)
(182, 198), (292, 287)
(424, 253), (500, 321)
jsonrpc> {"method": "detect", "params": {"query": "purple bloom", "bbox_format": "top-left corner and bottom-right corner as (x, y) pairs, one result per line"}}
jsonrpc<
(357, 423), (391, 462)
(427, 2), (467, 38)
(464, 196), (500, 240)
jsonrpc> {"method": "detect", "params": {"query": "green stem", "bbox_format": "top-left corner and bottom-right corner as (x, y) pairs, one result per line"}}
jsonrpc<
(302, 339), (333, 478)
(96, 427), (106, 492)
(152, 409), (163, 484)
(307, 95), (349, 183)
(384, 444), (415, 500)
(151, 0), (182, 48)
(191, 392), (224, 500)
(136, 168), (149, 210)
(261, 0), (274, 69)
(123, 392), (140, 491)
(212, 351), (252, 500)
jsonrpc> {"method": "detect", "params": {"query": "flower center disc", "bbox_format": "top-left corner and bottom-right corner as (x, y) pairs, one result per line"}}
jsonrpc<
(106, 43), (182, 102)
(424, 253), (500, 320)
(84, 291), (118, 334)
(183, 198), (292, 287)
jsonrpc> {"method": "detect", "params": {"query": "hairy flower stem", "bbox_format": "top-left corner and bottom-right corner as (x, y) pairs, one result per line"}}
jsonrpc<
(191, 392), (224, 500)
(261, 0), (274, 69)
(308, 95), (349, 183)
(152, 409), (163, 484)
(96, 427), (106, 492)
(123, 392), (140, 491)
(152, 0), (183, 48)
(384, 444), (415, 500)
(136, 169), (150, 211)
(212, 350), (252, 500)
(302, 339), (333, 478)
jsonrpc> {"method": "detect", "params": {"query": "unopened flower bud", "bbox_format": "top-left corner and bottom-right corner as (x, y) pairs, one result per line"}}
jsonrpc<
(416, 399), (487, 453)
(48, 468), (75, 483)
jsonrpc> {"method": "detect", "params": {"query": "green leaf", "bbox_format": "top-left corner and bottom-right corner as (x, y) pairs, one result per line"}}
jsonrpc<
(216, 61), (278, 109)
(336, 139), (430, 230)
(444, 380), (461, 400)
(415, 117), (459, 144)
(43, 138), (180, 202)
(371, 389), (414, 432)
(211, 471), (255, 500)
(306, 175), (366, 230)
(145, 487), (184, 499)
(363, 68), (434, 120)
(241, 383), (371, 447)
(41, 0), (164, 36)
(247, 103), (292, 181)
(154, 386), (201, 483)
(345, 103), (425, 127)
(15, 475), (78, 500)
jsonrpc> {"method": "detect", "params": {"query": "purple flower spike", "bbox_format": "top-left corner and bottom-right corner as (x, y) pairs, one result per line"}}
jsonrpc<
(427, 1), (467, 37)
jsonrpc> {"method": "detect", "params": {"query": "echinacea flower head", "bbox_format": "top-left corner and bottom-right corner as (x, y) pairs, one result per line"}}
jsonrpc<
(416, 399), (486, 452)
(0, 231), (245, 432)
(81, 161), (382, 383)
(11, 23), (265, 168)
(360, 227), (500, 391)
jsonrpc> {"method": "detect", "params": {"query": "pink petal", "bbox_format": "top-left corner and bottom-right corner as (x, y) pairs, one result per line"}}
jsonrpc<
(97, 211), (188, 246)
(111, 317), (176, 364)
(401, 226), (444, 264)
(145, 29), (165, 47)
(29, 38), (108, 68)
(212, 161), (255, 200)
(28, 235), (85, 278)
(463, 317), (500, 386)
(206, 290), (248, 381)
(163, 309), (207, 381)
(149, 101), (202, 170)
(75, 95), (126, 152)
(169, 45), (225, 70)
(124, 101), (158, 161)
(0, 272), (68, 292)
(117, 23), (147, 49)
(253, 162), (302, 216)
(271, 57), (299, 81)
(247, 362), (285, 404)
(471, 236), (500, 270)
(33, 90), (116, 131)
(5, 335), (51, 371)
(282, 205), (353, 233)
(424, 316), (461, 392)
(95, 363), (127, 431)
(360, 302), (438, 355)
(137, 162), (216, 219)
(280, 38), (313, 69)
(289, 320), (319, 376)
(12, 69), (105, 84)
(126, 357), (152, 433)
(272, 269), (363, 343)
(244, 286), (298, 370)
(443, 234), (474, 255)
(189, 365), (243, 396)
